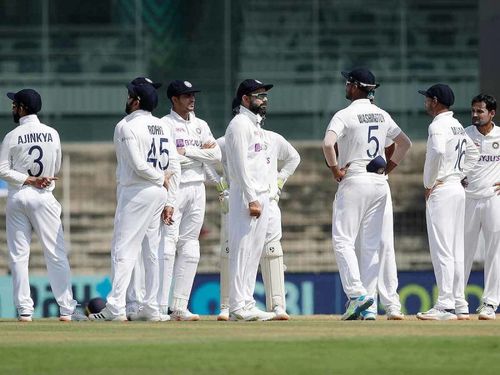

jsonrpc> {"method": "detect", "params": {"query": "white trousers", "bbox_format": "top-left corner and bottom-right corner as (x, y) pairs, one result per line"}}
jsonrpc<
(464, 195), (500, 308)
(159, 181), (204, 310)
(228, 187), (269, 312)
(6, 187), (77, 316)
(106, 184), (165, 316)
(332, 176), (387, 299)
(355, 184), (401, 311)
(426, 182), (467, 311)
(266, 200), (282, 243)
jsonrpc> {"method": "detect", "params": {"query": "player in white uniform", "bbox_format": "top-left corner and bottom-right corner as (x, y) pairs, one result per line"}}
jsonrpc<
(89, 80), (179, 321)
(463, 94), (500, 320)
(206, 99), (300, 321)
(417, 84), (480, 321)
(225, 79), (276, 321)
(158, 80), (221, 321)
(322, 68), (412, 321)
(356, 141), (404, 321)
(0, 89), (87, 321)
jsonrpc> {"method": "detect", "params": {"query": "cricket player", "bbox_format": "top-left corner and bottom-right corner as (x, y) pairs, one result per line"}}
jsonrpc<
(158, 80), (221, 321)
(417, 84), (479, 321)
(322, 68), (412, 321)
(89, 80), (179, 321)
(225, 79), (276, 321)
(206, 100), (300, 321)
(0, 88), (87, 321)
(463, 94), (500, 320)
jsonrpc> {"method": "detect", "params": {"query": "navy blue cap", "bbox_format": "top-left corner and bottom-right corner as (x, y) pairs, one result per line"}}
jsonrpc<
(126, 82), (158, 112)
(341, 68), (380, 89)
(418, 83), (455, 107)
(366, 155), (387, 174)
(167, 80), (200, 99)
(236, 79), (273, 100)
(130, 77), (162, 89)
(7, 89), (42, 113)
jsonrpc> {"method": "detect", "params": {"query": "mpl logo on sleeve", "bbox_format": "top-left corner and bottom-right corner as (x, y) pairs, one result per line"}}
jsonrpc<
(254, 143), (262, 152)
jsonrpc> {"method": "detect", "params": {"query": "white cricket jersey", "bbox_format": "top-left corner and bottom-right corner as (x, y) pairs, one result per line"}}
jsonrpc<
(326, 99), (401, 177)
(464, 124), (500, 198)
(225, 106), (269, 204)
(264, 130), (300, 197)
(114, 110), (176, 189)
(0, 115), (61, 192)
(423, 111), (479, 189)
(161, 110), (220, 184)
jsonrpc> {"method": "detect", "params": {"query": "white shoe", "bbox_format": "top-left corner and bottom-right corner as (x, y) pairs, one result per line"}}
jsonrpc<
(159, 313), (171, 322)
(88, 306), (127, 321)
(273, 306), (290, 320)
(170, 309), (200, 321)
(217, 307), (229, 321)
(456, 310), (470, 320)
(230, 307), (275, 321)
(18, 314), (32, 322)
(477, 303), (496, 320)
(360, 310), (377, 320)
(341, 295), (374, 321)
(417, 307), (457, 321)
(126, 305), (141, 321)
(60, 308), (89, 322)
(129, 308), (160, 322)
(386, 307), (404, 320)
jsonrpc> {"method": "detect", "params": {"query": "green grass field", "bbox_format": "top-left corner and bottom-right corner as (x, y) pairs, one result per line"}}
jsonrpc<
(1, 315), (499, 375)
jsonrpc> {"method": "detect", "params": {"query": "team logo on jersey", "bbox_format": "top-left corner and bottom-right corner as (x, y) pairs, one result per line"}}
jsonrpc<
(493, 142), (499, 149)
(196, 127), (201, 134)
(184, 81), (193, 88)
(176, 139), (185, 147)
(255, 143), (262, 152)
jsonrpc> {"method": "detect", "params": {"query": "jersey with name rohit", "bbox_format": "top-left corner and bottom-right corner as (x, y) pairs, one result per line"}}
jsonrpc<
(114, 110), (176, 189)
(423, 111), (479, 189)
(0, 114), (60, 192)
(161, 110), (220, 184)
(326, 98), (401, 176)
(464, 124), (500, 198)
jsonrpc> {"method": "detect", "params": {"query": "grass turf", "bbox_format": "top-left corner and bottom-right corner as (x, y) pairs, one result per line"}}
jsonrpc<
(1, 315), (499, 375)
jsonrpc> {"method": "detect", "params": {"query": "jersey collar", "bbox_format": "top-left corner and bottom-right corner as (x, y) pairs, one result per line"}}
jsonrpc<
(432, 111), (454, 122)
(239, 105), (260, 125)
(350, 98), (371, 106)
(19, 114), (40, 126)
(125, 109), (151, 122)
(170, 109), (195, 122)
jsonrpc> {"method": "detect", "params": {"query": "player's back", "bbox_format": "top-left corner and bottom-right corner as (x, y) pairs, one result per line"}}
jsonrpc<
(426, 112), (468, 183)
(328, 99), (401, 176)
(116, 110), (171, 187)
(0, 114), (60, 191)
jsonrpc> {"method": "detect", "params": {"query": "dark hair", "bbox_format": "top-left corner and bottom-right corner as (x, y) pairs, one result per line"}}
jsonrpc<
(471, 94), (497, 111)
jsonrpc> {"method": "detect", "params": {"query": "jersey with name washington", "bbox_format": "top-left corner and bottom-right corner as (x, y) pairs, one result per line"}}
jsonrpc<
(0, 114), (60, 191)
(326, 99), (401, 174)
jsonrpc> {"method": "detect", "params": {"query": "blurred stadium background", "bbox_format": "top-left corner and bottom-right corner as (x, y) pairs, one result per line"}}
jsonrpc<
(0, 0), (496, 315)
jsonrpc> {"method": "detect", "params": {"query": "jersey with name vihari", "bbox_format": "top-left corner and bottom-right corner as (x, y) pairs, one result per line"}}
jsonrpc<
(0, 114), (61, 192)
(161, 110), (220, 184)
(326, 98), (401, 175)
(423, 111), (479, 189)
(114, 109), (175, 188)
(464, 124), (500, 198)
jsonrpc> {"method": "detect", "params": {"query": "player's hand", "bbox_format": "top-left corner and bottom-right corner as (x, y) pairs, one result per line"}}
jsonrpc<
(202, 141), (216, 149)
(494, 182), (500, 195)
(425, 181), (443, 201)
(330, 164), (348, 183)
(163, 171), (174, 190)
(461, 177), (469, 188)
(177, 147), (186, 156)
(272, 178), (285, 203)
(25, 176), (58, 189)
(219, 190), (229, 214)
(249, 200), (262, 218)
(162, 206), (174, 225)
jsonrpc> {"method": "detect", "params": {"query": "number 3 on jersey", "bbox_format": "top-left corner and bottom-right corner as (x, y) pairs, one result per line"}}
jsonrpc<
(367, 125), (380, 158)
(147, 137), (170, 170)
(28, 145), (44, 177)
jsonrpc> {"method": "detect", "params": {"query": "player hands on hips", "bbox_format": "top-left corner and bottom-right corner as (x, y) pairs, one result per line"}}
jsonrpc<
(224, 79), (277, 321)
(0, 89), (87, 322)
(416, 84), (480, 321)
(322, 68), (411, 321)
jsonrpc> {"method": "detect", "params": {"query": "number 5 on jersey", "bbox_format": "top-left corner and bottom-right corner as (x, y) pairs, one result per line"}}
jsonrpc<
(147, 137), (170, 170)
